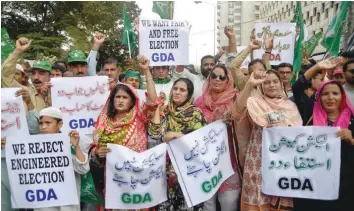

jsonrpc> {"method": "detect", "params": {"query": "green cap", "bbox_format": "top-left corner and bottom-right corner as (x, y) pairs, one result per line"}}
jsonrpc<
(29, 60), (52, 72)
(67, 50), (87, 63)
(125, 70), (142, 89)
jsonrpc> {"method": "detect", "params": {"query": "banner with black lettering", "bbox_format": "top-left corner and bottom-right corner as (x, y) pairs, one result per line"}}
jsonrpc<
(1, 88), (30, 157)
(139, 19), (189, 66)
(262, 126), (340, 200)
(167, 120), (234, 207)
(51, 76), (110, 134)
(5, 134), (78, 208)
(105, 143), (167, 209)
(253, 22), (296, 65)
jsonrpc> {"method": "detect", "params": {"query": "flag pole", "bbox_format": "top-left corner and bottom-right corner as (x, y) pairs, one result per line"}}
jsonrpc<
(126, 29), (132, 59)
(170, 2), (173, 20)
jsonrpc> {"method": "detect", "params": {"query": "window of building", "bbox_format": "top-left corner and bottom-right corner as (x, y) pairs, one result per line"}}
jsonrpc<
(320, 28), (324, 32)
(325, 8), (329, 18)
(313, 31), (316, 36)
(291, 2), (293, 8)
(331, 1), (334, 8)
(303, 19), (306, 24)
(317, 13), (320, 22)
(313, 7), (317, 16)
(310, 16), (313, 25)
(286, 4), (289, 11)
(321, 2), (325, 12)
(335, 3), (339, 12)
(304, 1), (307, 6)
(307, 11), (310, 19)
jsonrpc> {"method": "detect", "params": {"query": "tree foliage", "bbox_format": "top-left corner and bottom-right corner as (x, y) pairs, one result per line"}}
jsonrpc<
(1, 1), (140, 69)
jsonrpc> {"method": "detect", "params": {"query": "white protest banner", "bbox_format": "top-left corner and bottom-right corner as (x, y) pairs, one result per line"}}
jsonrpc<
(137, 89), (147, 105)
(5, 134), (78, 208)
(167, 120), (234, 207)
(262, 126), (340, 200)
(51, 76), (109, 134)
(253, 22), (296, 65)
(237, 46), (251, 67)
(105, 143), (167, 209)
(1, 88), (29, 158)
(139, 19), (189, 66)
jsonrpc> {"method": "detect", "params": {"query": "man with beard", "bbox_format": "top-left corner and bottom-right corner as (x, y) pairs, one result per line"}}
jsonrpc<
(2, 37), (51, 112)
(342, 59), (354, 105)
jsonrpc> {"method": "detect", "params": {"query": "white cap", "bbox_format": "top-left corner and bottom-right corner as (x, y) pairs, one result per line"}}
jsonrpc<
(39, 107), (63, 120)
(240, 65), (248, 69)
(16, 64), (24, 73)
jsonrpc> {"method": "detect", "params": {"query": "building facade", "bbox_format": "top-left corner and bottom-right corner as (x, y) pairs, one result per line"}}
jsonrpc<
(258, 1), (347, 54)
(216, 1), (260, 48)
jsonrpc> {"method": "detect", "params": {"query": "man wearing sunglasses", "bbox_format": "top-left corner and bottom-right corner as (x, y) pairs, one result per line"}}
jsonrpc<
(342, 59), (354, 105)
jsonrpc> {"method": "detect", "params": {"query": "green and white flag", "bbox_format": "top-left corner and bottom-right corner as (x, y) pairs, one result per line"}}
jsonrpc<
(291, 2), (304, 82)
(305, 32), (323, 56)
(321, 1), (352, 56)
(122, 4), (137, 54)
(1, 28), (15, 63)
(152, 1), (174, 20)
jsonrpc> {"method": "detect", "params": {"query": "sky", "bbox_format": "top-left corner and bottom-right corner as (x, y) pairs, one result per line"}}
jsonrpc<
(136, 0), (217, 67)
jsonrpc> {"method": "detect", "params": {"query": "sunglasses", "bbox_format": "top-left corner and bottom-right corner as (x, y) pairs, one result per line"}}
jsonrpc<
(210, 72), (227, 81)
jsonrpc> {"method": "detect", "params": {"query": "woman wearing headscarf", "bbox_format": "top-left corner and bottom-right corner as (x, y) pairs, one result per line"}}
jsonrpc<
(194, 65), (242, 211)
(233, 70), (303, 211)
(90, 56), (158, 211)
(293, 80), (354, 211)
(148, 78), (208, 211)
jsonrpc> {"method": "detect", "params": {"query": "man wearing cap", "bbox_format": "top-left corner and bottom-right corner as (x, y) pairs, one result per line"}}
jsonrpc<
(2, 37), (51, 112)
(124, 69), (143, 89)
(67, 50), (89, 77)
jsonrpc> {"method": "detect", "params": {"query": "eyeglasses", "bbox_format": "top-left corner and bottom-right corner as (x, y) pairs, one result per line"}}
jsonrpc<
(210, 72), (227, 81)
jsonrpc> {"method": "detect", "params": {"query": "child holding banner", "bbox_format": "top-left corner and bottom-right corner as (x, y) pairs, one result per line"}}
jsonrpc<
(35, 107), (89, 211)
(233, 70), (302, 211)
(3, 107), (90, 211)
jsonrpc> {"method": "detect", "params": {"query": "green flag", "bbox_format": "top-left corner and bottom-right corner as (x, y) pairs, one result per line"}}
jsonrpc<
(152, 1), (174, 19)
(1, 28), (15, 63)
(321, 1), (352, 56)
(305, 32), (323, 56)
(291, 2), (304, 82)
(122, 4), (137, 53)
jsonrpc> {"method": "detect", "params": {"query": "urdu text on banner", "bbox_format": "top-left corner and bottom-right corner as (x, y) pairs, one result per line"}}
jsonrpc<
(167, 120), (235, 207)
(261, 126), (340, 200)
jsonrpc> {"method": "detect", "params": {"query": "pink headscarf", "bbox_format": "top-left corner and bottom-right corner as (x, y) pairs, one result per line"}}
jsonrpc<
(194, 67), (238, 122)
(313, 80), (354, 128)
